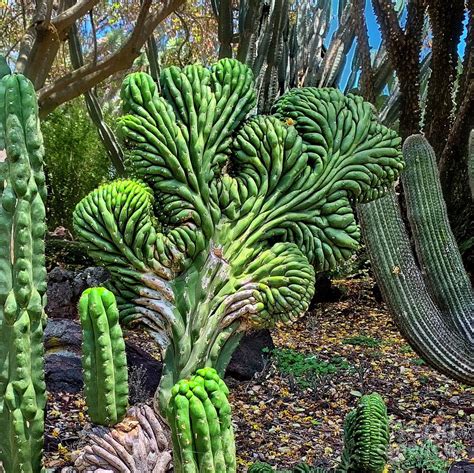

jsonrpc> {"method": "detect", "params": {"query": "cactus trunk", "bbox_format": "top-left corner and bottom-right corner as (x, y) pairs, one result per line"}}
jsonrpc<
(358, 135), (474, 385)
(0, 73), (47, 473)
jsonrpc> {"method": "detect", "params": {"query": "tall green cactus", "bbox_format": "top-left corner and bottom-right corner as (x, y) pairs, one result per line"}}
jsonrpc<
(73, 59), (403, 471)
(79, 287), (129, 426)
(341, 393), (389, 473)
(170, 367), (235, 472)
(0, 73), (47, 472)
(358, 135), (474, 385)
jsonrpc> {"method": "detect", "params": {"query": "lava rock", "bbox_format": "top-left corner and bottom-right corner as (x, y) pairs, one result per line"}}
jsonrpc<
(449, 461), (474, 473)
(226, 330), (274, 380)
(44, 319), (162, 397)
(46, 266), (109, 319)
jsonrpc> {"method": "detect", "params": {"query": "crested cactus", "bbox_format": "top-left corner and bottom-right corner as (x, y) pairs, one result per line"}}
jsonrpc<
(170, 367), (235, 472)
(0, 73), (47, 472)
(73, 59), (403, 470)
(358, 135), (474, 385)
(79, 287), (129, 426)
(340, 393), (389, 473)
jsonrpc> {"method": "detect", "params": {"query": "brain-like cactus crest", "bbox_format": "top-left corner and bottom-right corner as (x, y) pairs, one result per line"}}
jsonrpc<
(73, 59), (403, 415)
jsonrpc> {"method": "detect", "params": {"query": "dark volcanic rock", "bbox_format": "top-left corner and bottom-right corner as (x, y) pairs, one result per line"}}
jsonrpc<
(46, 266), (109, 319)
(449, 461), (474, 473)
(226, 330), (274, 380)
(44, 319), (162, 396)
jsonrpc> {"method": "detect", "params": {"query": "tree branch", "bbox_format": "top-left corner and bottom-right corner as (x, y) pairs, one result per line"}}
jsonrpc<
(38, 0), (185, 116)
(371, 0), (426, 139)
(52, 0), (100, 32)
(423, 0), (464, 158)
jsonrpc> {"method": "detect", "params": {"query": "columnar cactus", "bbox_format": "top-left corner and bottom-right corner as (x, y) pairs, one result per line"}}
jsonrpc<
(0, 72), (47, 472)
(79, 287), (129, 426)
(341, 393), (389, 473)
(73, 59), (403, 470)
(169, 367), (234, 472)
(358, 135), (474, 385)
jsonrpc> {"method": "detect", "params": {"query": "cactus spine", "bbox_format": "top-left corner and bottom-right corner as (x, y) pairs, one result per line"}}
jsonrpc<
(169, 368), (235, 473)
(358, 135), (474, 385)
(0, 73), (47, 473)
(79, 287), (129, 426)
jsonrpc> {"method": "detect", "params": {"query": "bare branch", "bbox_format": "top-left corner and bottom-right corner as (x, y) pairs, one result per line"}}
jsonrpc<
(52, 0), (100, 32)
(38, 0), (185, 116)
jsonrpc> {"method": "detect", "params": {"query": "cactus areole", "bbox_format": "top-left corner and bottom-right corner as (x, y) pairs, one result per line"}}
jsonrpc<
(73, 60), (403, 423)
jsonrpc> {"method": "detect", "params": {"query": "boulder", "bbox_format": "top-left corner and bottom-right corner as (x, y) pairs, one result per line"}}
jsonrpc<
(46, 266), (109, 319)
(226, 330), (274, 381)
(449, 461), (474, 473)
(44, 319), (161, 397)
(44, 320), (274, 394)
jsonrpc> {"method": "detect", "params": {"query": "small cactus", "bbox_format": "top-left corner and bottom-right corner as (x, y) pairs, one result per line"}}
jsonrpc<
(341, 393), (389, 473)
(79, 287), (129, 426)
(169, 367), (235, 472)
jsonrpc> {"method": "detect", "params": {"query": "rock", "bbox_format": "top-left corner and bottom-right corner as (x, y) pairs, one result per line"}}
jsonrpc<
(44, 320), (274, 394)
(46, 353), (83, 393)
(44, 319), (83, 393)
(226, 330), (274, 381)
(46, 266), (109, 319)
(449, 461), (474, 472)
(126, 344), (162, 401)
(44, 319), (162, 397)
(309, 273), (344, 308)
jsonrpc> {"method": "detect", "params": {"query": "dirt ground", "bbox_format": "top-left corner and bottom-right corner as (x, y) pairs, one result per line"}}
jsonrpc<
(44, 278), (473, 471)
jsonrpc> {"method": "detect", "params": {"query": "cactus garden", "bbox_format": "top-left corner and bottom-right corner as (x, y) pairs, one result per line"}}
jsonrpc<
(1, 1), (473, 472)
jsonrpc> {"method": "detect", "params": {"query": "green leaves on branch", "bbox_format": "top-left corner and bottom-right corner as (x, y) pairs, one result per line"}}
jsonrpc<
(0, 73), (47, 473)
(169, 368), (235, 473)
(79, 287), (128, 426)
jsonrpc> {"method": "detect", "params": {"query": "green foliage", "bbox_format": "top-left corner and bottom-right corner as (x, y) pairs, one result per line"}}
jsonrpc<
(341, 393), (389, 473)
(169, 367), (235, 472)
(343, 335), (382, 348)
(248, 463), (276, 472)
(393, 441), (448, 473)
(42, 97), (112, 230)
(0, 73), (47, 473)
(266, 348), (349, 389)
(79, 287), (128, 426)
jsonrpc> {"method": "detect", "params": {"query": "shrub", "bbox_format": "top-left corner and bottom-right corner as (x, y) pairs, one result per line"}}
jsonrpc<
(42, 97), (114, 230)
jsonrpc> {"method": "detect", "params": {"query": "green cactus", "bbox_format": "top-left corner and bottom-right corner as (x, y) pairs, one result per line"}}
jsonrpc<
(340, 393), (389, 473)
(73, 59), (403, 471)
(78, 287), (129, 426)
(0, 73), (47, 472)
(170, 367), (235, 472)
(248, 463), (276, 473)
(358, 135), (474, 385)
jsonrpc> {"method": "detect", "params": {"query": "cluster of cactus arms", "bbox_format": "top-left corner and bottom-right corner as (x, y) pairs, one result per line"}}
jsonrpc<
(78, 287), (129, 426)
(249, 394), (389, 473)
(358, 135), (474, 385)
(170, 367), (235, 472)
(0, 69), (47, 472)
(72, 58), (403, 470)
